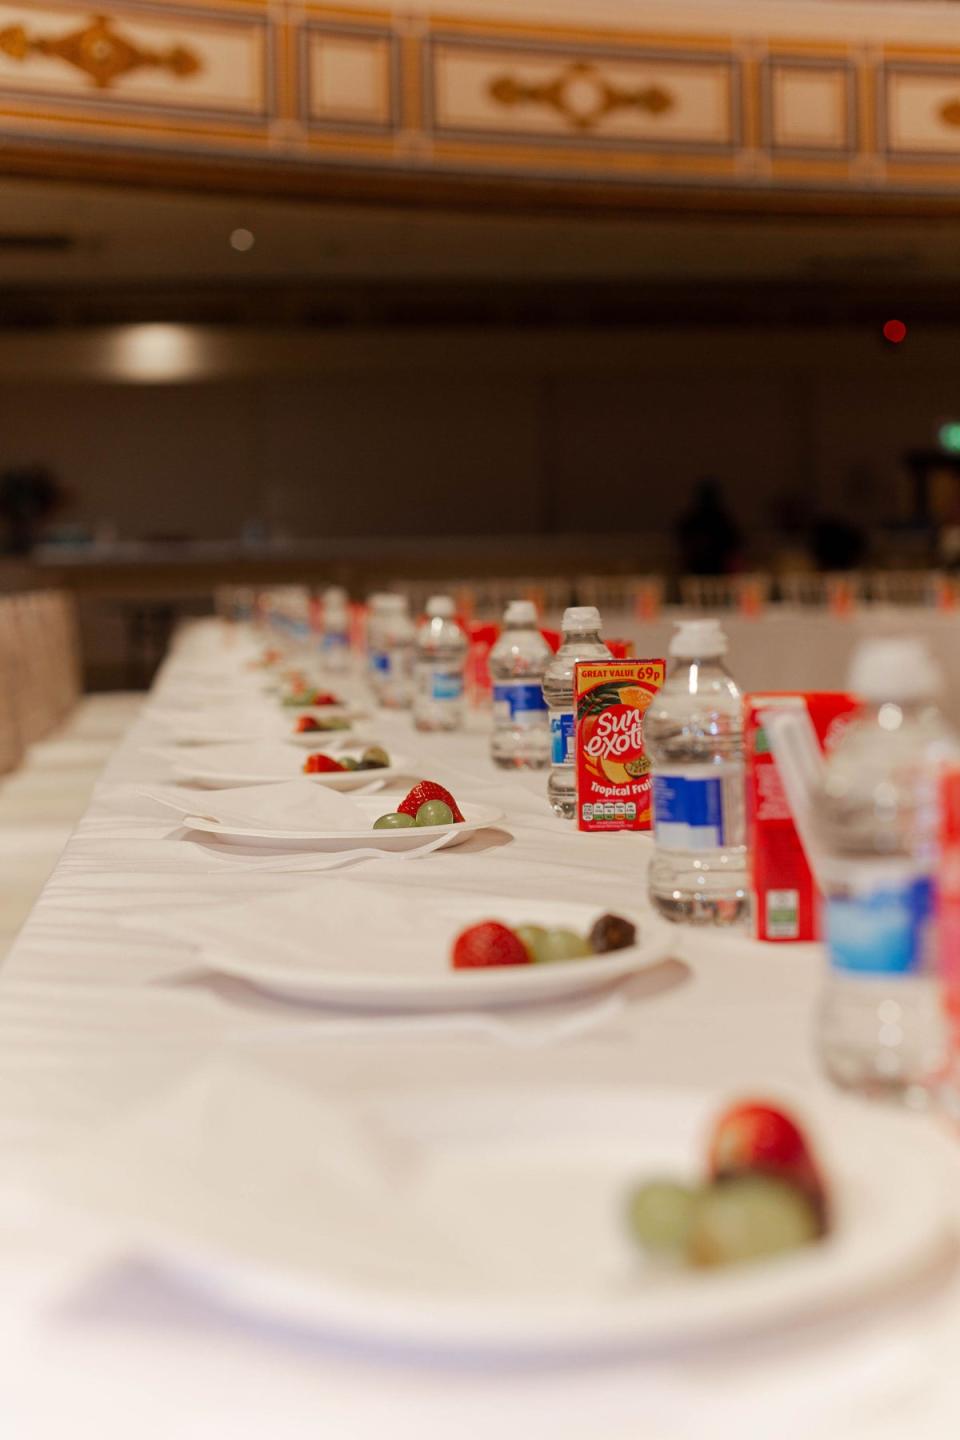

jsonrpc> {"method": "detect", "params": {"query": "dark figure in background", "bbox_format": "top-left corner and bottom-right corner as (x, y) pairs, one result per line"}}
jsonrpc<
(0, 465), (62, 554)
(676, 477), (742, 575)
(808, 514), (867, 572)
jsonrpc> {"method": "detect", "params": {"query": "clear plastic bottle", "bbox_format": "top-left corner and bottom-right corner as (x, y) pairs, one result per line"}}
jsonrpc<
(646, 619), (748, 925)
(366, 593), (391, 697)
(321, 586), (350, 673)
(413, 595), (467, 732)
(489, 600), (551, 769)
(816, 638), (957, 1100)
(542, 606), (610, 818)
(378, 594), (415, 709)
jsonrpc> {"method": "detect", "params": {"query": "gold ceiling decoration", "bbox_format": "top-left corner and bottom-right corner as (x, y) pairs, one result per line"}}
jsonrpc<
(0, 13), (201, 89)
(488, 61), (674, 131)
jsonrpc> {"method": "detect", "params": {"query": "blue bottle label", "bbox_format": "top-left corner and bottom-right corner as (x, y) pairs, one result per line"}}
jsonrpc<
(494, 683), (547, 724)
(826, 875), (934, 976)
(431, 671), (463, 702)
(372, 651), (390, 674)
(652, 774), (726, 849)
(550, 712), (574, 765)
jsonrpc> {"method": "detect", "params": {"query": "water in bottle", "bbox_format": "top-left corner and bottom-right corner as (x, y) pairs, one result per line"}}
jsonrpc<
(543, 606), (610, 818)
(321, 586), (350, 673)
(366, 593), (391, 696)
(489, 600), (551, 769)
(816, 637), (957, 1100)
(646, 619), (748, 925)
(413, 595), (467, 731)
(378, 594), (415, 709)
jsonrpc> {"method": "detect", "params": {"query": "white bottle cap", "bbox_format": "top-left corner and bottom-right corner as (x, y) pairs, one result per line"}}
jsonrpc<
(324, 586), (348, 605)
(367, 592), (391, 611)
(670, 618), (727, 658)
(562, 605), (601, 630)
(426, 595), (456, 619)
(504, 600), (538, 626)
(848, 637), (943, 702)
(381, 594), (409, 614)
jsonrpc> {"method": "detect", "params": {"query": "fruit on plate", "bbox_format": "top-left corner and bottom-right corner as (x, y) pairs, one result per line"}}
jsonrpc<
(373, 812), (417, 830)
(360, 745), (390, 770)
(416, 799), (454, 827)
(708, 1101), (826, 1214)
(627, 1100), (828, 1270)
(686, 1175), (821, 1269)
(589, 912), (637, 954)
(295, 713), (350, 733)
(303, 753), (345, 774)
(397, 781), (464, 824)
(282, 688), (342, 708)
(452, 912), (636, 969)
(452, 922), (529, 970)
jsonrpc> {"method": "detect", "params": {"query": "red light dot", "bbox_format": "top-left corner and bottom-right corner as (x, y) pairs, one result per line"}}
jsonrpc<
(883, 319), (907, 344)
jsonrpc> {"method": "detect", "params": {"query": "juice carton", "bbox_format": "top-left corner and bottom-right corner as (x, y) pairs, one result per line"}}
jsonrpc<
(575, 659), (666, 832)
(746, 691), (860, 941)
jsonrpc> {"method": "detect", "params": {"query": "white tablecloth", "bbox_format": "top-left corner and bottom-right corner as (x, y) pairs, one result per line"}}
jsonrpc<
(2, 620), (960, 1440)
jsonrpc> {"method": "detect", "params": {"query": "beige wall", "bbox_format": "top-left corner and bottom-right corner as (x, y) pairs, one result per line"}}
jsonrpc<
(0, 325), (954, 552)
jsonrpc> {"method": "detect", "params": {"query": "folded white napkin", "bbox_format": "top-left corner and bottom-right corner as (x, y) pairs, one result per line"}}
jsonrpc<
(164, 741), (303, 781)
(140, 779), (368, 832)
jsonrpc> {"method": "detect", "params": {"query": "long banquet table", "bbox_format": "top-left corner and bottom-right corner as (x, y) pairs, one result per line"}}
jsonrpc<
(3, 619), (960, 1439)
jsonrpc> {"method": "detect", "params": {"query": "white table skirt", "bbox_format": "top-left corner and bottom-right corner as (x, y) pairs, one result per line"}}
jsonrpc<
(0, 620), (959, 1440)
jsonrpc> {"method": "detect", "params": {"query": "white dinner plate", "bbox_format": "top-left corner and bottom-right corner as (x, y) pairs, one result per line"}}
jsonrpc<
(285, 727), (366, 750)
(189, 895), (672, 1010)
(46, 1071), (954, 1359)
(172, 742), (411, 791)
(182, 795), (505, 850)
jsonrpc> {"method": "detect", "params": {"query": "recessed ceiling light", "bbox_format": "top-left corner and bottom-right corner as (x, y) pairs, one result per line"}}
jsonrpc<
(230, 228), (255, 253)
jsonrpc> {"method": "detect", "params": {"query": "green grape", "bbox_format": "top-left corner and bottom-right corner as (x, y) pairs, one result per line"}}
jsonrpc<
(540, 928), (592, 962)
(687, 1175), (820, 1269)
(373, 812), (416, 829)
(361, 746), (390, 769)
(415, 800), (454, 827)
(514, 924), (551, 964)
(627, 1180), (698, 1256)
(339, 756), (361, 771)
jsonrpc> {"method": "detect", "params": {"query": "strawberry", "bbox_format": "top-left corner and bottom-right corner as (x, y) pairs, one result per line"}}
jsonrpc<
(452, 922), (530, 969)
(303, 753), (344, 774)
(708, 1101), (826, 1221)
(295, 715), (321, 733)
(398, 781), (464, 823)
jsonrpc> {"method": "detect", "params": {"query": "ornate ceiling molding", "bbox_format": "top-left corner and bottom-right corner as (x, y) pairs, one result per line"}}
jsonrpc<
(0, 13), (201, 90)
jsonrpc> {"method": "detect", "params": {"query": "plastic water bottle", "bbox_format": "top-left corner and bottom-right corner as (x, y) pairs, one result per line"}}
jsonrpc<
(646, 619), (748, 925)
(816, 638), (957, 1100)
(413, 595), (467, 731)
(366, 593), (391, 696)
(543, 606), (610, 818)
(489, 600), (551, 769)
(321, 586), (350, 673)
(378, 594), (415, 709)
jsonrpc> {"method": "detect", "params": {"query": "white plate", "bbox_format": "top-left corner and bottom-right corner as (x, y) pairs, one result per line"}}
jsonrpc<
(182, 796), (505, 850)
(172, 742), (411, 791)
(285, 727), (366, 750)
(50, 1072), (954, 1359)
(196, 895), (672, 1010)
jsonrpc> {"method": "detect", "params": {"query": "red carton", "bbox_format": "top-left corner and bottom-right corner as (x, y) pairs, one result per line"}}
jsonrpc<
(575, 659), (666, 831)
(746, 692), (860, 941)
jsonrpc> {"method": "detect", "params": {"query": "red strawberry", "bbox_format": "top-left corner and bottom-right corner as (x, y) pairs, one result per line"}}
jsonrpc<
(295, 715), (321, 733)
(452, 922), (529, 969)
(303, 753), (344, 774)
(708, 1101), (826, 1217)
(398, 781), (464, 823)
(311, 691), (340, 707)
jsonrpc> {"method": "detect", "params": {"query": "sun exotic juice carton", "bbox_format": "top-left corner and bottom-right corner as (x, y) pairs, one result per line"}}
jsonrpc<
(746, 692), (860, 942)
(574, 659), (666, 831)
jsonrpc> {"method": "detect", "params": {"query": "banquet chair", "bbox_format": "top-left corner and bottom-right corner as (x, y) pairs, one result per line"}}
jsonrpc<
(778, 571), (865, 608)
(866, 570), (940, 607)
(680, 573), (772, 611)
